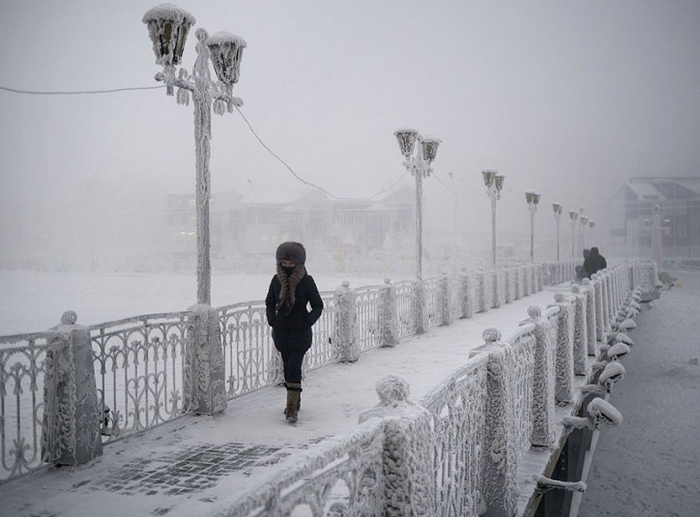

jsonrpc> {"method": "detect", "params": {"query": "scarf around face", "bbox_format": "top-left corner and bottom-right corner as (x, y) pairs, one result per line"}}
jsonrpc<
(276, 263), (306, 314)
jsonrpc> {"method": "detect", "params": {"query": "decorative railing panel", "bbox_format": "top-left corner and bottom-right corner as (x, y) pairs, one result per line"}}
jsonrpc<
(306, 292), (338, 370)
(507, 326), (536, 452)
(424, 278), (441, 329)
(449, 275), (464, 321)
(214, 418), (385, 517)
(422, 356), (488, 517)
(219, 302), (277, 398)
(355, 286), (383, 352)
(394, 281), (415, 339)
(89, 313), (191, 443)
(0, 333), (53, 483)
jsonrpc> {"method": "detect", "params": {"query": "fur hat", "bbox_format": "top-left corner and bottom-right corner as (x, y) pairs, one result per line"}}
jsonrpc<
(276, 241), (306, 265)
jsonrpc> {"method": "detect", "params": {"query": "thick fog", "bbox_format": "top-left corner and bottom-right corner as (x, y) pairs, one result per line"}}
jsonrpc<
(2, 0), (699, 271)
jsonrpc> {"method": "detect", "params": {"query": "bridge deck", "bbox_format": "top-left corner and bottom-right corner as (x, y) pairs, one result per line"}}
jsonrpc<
(1, 284), (572, 517)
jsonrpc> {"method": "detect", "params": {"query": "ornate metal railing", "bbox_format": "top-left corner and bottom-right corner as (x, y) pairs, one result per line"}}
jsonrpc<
(394, 280), (415, 339)
(422, 355), (489, 517)
(0, 333), (53, 482)
(507, 325), (536, 452)
(305, 291), (338, 370)
(355, 285), (384, 352)
(216, 417), (386, 516)
(424, 277), (441, 329)
(89, 312), (191, 444)
(218, 301), (277, 398)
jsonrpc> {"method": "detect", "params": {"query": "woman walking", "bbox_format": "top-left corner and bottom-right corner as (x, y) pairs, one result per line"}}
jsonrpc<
(265, 242), (324, 423)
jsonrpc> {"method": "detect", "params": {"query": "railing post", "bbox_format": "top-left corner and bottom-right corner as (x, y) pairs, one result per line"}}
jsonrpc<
(379, 279), (399, 347)
(570, 285), (589, 376)
(334, 281), (360, 362)
(514, 266), (522, 300)
(582, 279), (597, 356)
(439, 272), (453, 326)
(492, 269), (501, 309)
(504, 267), (512, 305)
(477, 269), (487, 313)
(592, 274), (605, 342)
(413, 280), (427, 334)
(469, 328), (519, 517)
(42, 311), (103, 467)
(359, 376), (435, 517)
(519, 307), (556, 447)
(186, 305), (227, 415)
(548, 294), (575, 405)
(460, 269), (473, 319)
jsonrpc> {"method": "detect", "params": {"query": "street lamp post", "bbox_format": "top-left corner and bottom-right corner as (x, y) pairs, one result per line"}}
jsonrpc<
(569, 210), (578, 259)
(580, 215), (589, 255)
(552, 202), (563, 261)
(482, 170), (505, 268)
(394, 128), (441, 281)
(143, 4), (246, 305)
(525, 191), (541, 262)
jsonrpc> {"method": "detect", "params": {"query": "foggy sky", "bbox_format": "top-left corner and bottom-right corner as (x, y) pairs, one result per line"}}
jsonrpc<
(1, 0), (699, 262)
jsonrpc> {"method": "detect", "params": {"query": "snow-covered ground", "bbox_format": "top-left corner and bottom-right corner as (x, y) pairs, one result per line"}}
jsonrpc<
(0, 269), (387, 335)
(578, 269), (700, 517)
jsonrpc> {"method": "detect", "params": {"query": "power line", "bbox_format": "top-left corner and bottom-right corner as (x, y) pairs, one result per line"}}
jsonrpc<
(0, 84), (166, 95)
(0, 82), (411, 202)
(233, 104), (408, 201)
(431, 170), (458, 196)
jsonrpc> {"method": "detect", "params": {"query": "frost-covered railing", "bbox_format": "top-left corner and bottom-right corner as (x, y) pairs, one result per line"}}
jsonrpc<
(89, 312), (192, 444)
(355, 285), (384, 352)
(208, 259), (653, 517)
(1, 259), (652, 485)
(0, 333), (53, 483)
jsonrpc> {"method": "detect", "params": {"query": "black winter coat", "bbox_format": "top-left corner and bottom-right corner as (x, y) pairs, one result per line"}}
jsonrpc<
(583, 250), (607, 278)
(265, 273), (324, 337)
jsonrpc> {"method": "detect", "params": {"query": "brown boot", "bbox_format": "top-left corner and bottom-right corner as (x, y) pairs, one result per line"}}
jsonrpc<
(285, 383), (302, 423)
(285, 390), (299, 423)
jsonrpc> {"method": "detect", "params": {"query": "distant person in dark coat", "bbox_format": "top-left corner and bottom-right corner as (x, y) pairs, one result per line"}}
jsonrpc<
(265, 242), (324, 423)
(583, 246), (607, 278)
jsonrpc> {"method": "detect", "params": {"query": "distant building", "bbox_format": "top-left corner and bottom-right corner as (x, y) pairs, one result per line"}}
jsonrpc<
(607, 177), (700, 260)
(165, 186), (416, 266)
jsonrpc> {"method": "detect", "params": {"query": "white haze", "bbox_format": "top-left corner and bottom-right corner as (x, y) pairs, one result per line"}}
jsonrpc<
(1, 0), (700, 269)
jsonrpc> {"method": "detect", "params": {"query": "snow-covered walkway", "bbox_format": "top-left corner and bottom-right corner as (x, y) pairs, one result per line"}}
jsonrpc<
(0, 282), (579, 517)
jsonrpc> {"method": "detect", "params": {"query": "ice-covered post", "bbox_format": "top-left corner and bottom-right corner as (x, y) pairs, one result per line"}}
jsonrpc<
(42, 311), (103, 466)
(492, 269), (501, 309)
(514, 266), (522, 300)
(651, 204), (663, 269)
(412, 280), (427, 334)
(569, 210), (578, 259)
(548, 294), (575, 404)
(483, 170), (506, 268)
(519, 307), (555, 447)
(334, 281), (359, 362)
(459, 269), (473, 318)
(525, 190), (540, 263)
(185, 304), (227, 414)
(379, 279), (399, 347)
(477, 268), (487, 313)
(504, 267), (512, 304)
(582, 279), (597, 355)
(552, 202), (563, 262)
(579, 211), (589, 257)
(143, 5), (246, 306)
(570, 285), (588, 376)
(438, 272), (452, 326)
(394, 128), (440, 283)
(358, 376), (435, 517)
(592, 274), (605, 341)
(469, 329), (519, 517)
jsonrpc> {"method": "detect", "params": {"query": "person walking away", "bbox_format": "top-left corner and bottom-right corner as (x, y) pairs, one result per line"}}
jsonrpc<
(265, 242), (324, 423)
(583, 246), (607, 278)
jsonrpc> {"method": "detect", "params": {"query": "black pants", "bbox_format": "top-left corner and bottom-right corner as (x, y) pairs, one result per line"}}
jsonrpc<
(272, 329), (312, 385)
